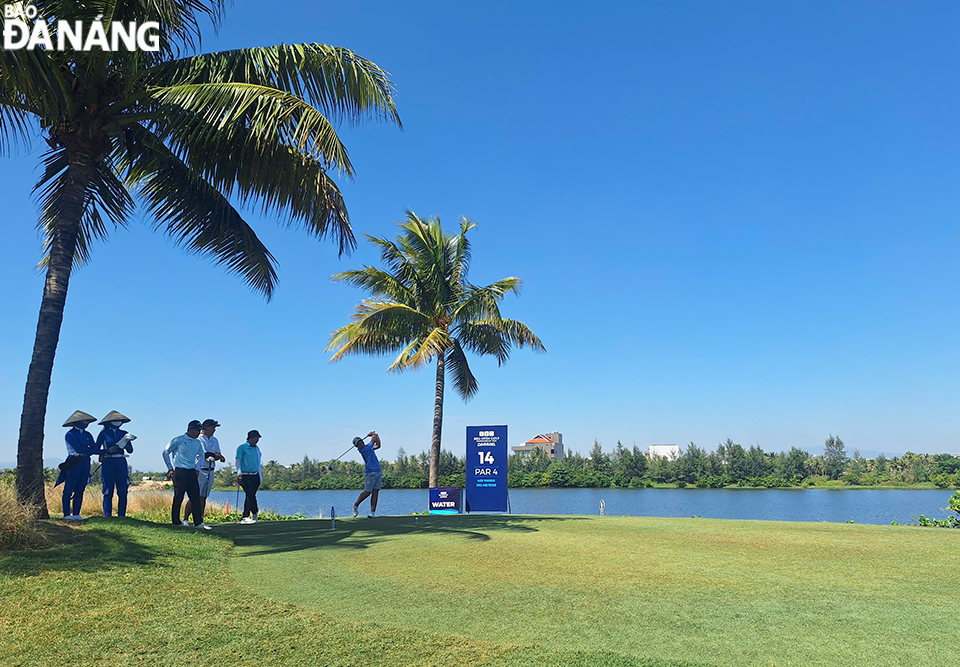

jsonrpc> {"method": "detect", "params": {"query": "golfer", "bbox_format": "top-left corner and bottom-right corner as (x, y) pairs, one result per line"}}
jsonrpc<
(96, 410), (134, 517)
(56, 410), (98, 520)
(236, 430), (263, 524)
(184, 418), (224, 522)
(162, 420), (210, 530)
(352, 431), (382, 518)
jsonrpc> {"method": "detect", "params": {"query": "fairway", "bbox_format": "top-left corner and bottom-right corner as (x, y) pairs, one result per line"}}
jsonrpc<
(226, 515), (960, 666)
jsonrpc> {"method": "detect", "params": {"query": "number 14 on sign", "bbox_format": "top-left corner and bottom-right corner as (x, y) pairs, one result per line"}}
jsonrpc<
(477, 451), (495, 464)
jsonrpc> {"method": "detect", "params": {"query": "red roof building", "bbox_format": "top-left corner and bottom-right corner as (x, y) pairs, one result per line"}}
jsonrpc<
(511, 431), (565, 459)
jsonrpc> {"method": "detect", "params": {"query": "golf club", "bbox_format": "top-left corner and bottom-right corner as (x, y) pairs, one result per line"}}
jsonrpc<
(326, 434), (374, 470)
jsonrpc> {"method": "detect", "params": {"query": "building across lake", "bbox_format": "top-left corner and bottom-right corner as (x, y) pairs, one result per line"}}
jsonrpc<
(512, 432), (565, 460)
(512, 434), (681, 462)
(648, 444), (680, 461)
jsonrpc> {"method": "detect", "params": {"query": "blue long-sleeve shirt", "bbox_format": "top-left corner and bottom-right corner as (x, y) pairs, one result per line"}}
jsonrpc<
(65, 428), (96, 456)
(96, 426), (133, 456)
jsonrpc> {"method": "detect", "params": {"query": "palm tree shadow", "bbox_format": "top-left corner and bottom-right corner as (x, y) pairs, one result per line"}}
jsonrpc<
(0, 518), (167, 576)
(222, 514), (584, 557)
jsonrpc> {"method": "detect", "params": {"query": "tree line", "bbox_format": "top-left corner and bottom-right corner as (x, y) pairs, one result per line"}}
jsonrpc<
(189, 435), (960, 491)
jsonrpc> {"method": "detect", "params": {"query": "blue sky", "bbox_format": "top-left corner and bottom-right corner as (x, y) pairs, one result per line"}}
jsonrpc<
(2, 1), (960, 471)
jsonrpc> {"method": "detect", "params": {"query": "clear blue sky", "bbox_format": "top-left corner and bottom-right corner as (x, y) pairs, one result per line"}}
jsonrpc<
(3, 1), (960, 471)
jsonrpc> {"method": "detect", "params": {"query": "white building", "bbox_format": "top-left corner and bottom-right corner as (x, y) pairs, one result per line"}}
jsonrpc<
(648, 444), (680, 461)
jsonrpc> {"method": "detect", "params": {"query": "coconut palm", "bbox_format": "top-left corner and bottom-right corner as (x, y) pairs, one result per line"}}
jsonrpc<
(327, 212), (545, 487)
(3, 0), (400, 516)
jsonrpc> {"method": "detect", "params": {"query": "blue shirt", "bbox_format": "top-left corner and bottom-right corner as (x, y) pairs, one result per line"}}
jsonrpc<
(359, 442), (381, 474)
(236, 442), (262, 475)
(163, 434), (203, 471)
(97, 426), (132, 456)
(65, 428), (96, 456)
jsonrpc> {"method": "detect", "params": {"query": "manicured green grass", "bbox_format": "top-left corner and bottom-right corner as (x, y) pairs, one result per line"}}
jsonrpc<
(0, 518), (694, 666)
(226, 515), (960, 666)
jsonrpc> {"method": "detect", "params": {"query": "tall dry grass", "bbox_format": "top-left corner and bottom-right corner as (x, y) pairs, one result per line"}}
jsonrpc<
(44, 482), (236, 523)
(0, 482), (52, 551)
(45, 482), (174, 517)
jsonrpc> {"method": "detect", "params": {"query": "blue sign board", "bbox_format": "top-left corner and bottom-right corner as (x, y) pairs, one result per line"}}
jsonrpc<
(429, 487), (461, 514)
(465, 425), (508, 512)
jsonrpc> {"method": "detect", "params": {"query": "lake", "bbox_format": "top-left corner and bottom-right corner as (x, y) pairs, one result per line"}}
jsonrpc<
(207, 487), (959, 525)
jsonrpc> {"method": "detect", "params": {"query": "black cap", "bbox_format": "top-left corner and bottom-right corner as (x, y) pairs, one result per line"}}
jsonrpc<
(187, 420), (203, 431)
(201, 419), (220, 428)
(353, 437), (365, 447)
(247, 430), (262, 439)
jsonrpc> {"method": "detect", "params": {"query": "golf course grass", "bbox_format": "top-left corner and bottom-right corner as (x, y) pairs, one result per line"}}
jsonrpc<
(1, 515), (958, 666)
(226, 514), (960, 666)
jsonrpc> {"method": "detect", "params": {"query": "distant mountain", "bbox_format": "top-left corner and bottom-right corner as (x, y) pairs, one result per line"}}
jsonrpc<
(0, 459), (63, 471)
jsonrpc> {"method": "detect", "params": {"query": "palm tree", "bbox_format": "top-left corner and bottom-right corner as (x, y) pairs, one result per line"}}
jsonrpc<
(3, 0), (400, 516)
(327, 212), (545, 487)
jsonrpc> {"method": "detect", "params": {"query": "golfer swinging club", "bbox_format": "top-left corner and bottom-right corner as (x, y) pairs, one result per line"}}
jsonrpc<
(352, 431), (382, 518)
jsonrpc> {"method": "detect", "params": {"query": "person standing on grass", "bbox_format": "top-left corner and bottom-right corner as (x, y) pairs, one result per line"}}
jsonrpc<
(352, 432), (382, 518)
(185, 419), (225, 522)
(96, 410), (135, 518)
(162, 420), (211, 530)
(56, 410), (98, 520)
(236, 430), (263, 524)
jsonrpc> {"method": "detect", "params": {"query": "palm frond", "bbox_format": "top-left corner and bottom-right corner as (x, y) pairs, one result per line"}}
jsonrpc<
(406, 326), (451, 369)
(470, 318), (547, 355)
(327, 321), (412, 362)
(34, 149), (134, 268)
(146, 43), (400, 127)
(0, 95), (36, 155)
(118, 125), (278, 298)
(447, 339), (478, 400)
(454, 277), (522, 322)
(330, 267), (415, 304)
(454, 321), (511, 365)
(142, 108), (356, 254)
(147, 82), (351, 169)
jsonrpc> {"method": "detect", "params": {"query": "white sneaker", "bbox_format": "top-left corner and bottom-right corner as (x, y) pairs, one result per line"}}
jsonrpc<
(181, 520), (190, 526)
(367, 512), (376, 518)
(196, 523), (212, 530)
(240, 517), (254, 524)
(352, 505), (359, 517)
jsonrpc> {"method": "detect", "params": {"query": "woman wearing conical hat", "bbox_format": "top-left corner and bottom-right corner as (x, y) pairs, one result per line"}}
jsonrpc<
(55, 410), (98, 520)
(96, 411), (135, 518)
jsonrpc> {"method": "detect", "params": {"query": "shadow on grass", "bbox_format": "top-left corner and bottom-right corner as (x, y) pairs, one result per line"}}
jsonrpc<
(221, 514), (585, 557)
(0, 517), (191, 576)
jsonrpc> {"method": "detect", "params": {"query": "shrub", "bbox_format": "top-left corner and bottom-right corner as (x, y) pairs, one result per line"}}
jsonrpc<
(0, 481), (52, 551)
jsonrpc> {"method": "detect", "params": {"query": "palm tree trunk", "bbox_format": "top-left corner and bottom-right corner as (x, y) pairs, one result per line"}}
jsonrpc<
(16, 152), (93, 518)
(429, 350), (445, 488)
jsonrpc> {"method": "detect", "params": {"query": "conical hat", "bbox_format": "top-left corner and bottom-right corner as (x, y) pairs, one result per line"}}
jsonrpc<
(99, 410), (131, 425)
(62, 410), (96, 427)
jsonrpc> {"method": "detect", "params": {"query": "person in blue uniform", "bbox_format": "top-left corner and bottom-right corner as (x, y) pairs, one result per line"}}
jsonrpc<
(56, 410), (98, 520)
(96, 410), (135, 517)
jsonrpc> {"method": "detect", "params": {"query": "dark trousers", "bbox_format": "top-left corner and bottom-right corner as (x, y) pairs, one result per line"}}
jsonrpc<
(240, 473), (260, 517)
(61, 457), (91, 516)
(101, 458), (129, 517)
(172, 468), (202, 525)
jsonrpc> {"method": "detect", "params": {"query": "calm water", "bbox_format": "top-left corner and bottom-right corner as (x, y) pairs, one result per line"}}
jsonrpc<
(207, 487), (957, 525)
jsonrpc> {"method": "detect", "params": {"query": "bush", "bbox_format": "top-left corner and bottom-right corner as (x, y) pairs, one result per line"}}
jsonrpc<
(0, 481), (52, 551)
